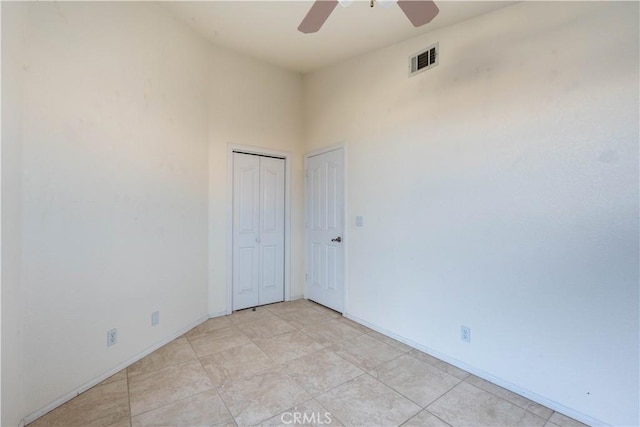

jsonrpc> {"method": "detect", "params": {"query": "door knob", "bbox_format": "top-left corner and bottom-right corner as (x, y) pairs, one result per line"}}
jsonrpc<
(331, 236), (342, 243)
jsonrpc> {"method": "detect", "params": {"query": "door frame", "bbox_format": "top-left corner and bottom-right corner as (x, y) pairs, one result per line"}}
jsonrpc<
(304, 143), (348, 313)
(227, 143), (292, 315)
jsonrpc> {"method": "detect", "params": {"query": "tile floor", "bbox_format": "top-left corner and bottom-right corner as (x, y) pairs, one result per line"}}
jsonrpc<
(28, 299), (588, 427)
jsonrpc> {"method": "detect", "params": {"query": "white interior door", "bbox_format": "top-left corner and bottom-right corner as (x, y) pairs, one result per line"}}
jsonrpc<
(233, 153), (285, 310)
(306, 148), (344, 313)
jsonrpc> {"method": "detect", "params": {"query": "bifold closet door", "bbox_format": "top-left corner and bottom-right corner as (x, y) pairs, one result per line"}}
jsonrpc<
(232, 153), (285, 310)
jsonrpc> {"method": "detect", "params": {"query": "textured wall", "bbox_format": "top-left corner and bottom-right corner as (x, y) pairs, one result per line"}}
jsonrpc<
(304, 2), (639, 425)
(19, 2), (210, 416)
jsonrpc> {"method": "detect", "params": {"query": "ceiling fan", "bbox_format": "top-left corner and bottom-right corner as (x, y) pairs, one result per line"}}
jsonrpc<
(298, 0), (439, 34)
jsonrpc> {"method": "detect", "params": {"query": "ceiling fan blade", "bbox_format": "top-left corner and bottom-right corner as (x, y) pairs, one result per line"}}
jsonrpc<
(298, 0), (339, 33)
(397, 0), (439, 27)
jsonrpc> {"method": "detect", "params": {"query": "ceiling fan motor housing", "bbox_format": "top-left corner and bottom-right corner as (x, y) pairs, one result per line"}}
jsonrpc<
(298, 0), (439, 34)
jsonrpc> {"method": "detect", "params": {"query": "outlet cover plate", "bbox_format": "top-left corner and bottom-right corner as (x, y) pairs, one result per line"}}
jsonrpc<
(151, 311), (159, 326)
(461, 326), (471, 343)
(107, 328), (118, 347)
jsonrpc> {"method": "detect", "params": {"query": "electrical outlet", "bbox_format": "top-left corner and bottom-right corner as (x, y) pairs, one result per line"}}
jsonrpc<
(107, 328), (118, 347)
(461, 326), (471, 343)
(151, 311), (159, 326)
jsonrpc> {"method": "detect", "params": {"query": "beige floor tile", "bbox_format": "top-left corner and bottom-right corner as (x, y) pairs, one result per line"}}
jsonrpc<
(188, 325), (252, 358)
(283, 349), (364, 396)
(408, 349), (470, 380)
(98, 369), (127, 386)
(127, 337), (198, 377)
(316, 374), (421, 427)
(28, 380), (129, 427)
(548, 412), (588, 427)
(228, 306), (276, 324)
(218, 368), (311, 426)
(237, 316), (297, 340)
(128, 361), (214, 416)
(370, 354), (461, 406)
(277, 309), (335, 329)
(185, 316), (233, 339)
(335, 317), (374, 334)
(428, 382), (546, 426)
(368, 330), (414, 352)
(308, 303), (342, 319)
(330, 334), (405, 371)
(301, 318), (363, 346)
(259, 399), (343, 426)
(466, 375), (554, 419)
(131, 389), (233, 427)
(265, 299), (316, 315)
(200, 342), (278, 387)
(105, 420), (131, 427)
(254, 330), (324, 364)
(402, 410), (452, 427)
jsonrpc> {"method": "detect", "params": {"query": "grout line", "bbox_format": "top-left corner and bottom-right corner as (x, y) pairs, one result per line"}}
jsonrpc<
(315, 371), (368, 398)
(426, 410), (455, 427)
(461, 375), (553, 422)
(399, 409), (454, 427)
(407, 349), (471, 381)
(224, 308), (321, 426)
(424, 376), (464, 409)
(365, 331), (413, 353)
(338, 372), (424, 425)
(191, 331), (237, 426)
(127, 329), (231, 423)
(125, 358), (201, 380)
(423, 379), (467, 413)
(241, 312), (369, 422)
(366, 329), (414, 352)
(129, 388), (231, 423)
(309, 397), (347, 427)
(363, 354), (460, 412)
(365, 370), (426, 410)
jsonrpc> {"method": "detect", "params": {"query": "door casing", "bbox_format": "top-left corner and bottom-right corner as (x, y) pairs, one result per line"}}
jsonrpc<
(226, 144), (292, 315)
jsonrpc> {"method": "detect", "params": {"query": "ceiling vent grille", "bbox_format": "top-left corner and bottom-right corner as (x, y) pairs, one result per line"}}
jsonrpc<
(409, 43), (438, 77)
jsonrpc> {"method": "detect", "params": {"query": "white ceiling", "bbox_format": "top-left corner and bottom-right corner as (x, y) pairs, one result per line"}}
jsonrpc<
(161, 1), (517, 73)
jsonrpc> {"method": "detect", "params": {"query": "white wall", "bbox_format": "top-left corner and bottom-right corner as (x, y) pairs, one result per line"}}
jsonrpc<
(18, 2), (211, 417)
(206, 46), (303, 315)
(3, 2), (304, 423)
(304, 2), (639, 426)
(1, 2), (28, 426)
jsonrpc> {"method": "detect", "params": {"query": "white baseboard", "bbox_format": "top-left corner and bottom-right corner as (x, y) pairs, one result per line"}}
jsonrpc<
(289, 294), (304, 301)
(343, 312), (606, 427)
(208, 310), (228, 318)
(23, 315), (209, 425)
